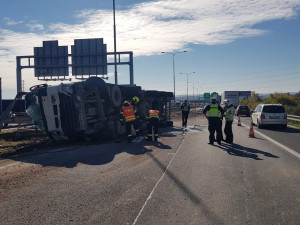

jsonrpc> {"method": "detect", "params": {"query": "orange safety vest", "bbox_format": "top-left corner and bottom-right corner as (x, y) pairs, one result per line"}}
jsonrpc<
(122, 105), (136, 122)
(149, 110), (160, 119)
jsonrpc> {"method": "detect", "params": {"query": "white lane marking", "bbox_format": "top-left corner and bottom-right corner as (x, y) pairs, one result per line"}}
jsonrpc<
(132, 139), (185, 225)
(241, 122), (300, 160)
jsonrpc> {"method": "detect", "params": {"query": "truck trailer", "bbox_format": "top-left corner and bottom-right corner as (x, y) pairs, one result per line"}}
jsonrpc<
(221, 91), (251, 107)
(25, 77), (173, 141)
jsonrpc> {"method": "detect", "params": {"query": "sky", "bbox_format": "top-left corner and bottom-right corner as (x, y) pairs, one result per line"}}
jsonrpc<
(0, 0), (300, 99)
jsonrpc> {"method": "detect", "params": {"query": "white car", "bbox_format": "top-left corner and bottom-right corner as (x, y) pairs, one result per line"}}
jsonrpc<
(252, 104), (287, 129)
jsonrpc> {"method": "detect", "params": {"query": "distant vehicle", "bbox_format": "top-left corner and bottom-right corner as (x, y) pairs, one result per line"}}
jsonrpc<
(252, 104), (287, 129)
(235, 105), (250, 117)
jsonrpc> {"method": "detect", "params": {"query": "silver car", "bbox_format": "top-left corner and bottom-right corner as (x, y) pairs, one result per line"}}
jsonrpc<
(252, 104), (287, 128)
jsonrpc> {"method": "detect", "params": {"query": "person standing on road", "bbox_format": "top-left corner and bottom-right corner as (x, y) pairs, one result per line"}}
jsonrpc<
(223, 99), (235, 144)
(181, 100), (190, 127)
(203, 97), (224, 145)
(217, 100), (224, 141)
(146, 109), (160, 141)
(120, 101), (140, 143)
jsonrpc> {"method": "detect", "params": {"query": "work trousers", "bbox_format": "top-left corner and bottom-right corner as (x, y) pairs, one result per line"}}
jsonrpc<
(219, 118), (224, 140)
(125, 120), (139, 141)
(224, 121), (233, 143)
(147, 118), (159, 140)
(182, 112), (189, 127)
(208, 117), (222, 143)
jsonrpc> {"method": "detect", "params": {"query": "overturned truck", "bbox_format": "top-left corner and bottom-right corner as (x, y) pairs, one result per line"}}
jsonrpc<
(25, 77), (173, 140)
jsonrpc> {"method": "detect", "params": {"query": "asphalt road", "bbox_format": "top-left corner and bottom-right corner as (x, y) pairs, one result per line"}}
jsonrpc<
(238, 115), (300, 155)
(1, 114), (300, 225)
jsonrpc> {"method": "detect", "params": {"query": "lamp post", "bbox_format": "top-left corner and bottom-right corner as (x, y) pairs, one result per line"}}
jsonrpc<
(180, 72), (195, 101)
(193, 82), (200, 101)
(161, 51), (187, 106)
(113, 0), (118, 84)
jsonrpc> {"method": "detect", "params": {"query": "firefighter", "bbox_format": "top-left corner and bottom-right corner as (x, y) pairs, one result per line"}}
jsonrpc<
(223, 99), (235, 143)
(120, 101), (140, 142)
(203, 97), (224, 145)
(146, 109), (160, 141)
(181, 100), (190, 127)
(131, 96), (140, 120)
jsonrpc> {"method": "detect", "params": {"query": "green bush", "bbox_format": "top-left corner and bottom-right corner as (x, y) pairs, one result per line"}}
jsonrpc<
(294, 107), (300, 116)
(239, 92), (300, 114)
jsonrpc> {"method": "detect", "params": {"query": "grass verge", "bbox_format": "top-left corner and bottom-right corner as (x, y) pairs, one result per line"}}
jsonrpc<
(0, 130), (49, 156)
(288, 120), (300, 128)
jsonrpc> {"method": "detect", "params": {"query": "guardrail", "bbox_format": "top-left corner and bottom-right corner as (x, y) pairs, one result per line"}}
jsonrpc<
(288, 115), (300, 122)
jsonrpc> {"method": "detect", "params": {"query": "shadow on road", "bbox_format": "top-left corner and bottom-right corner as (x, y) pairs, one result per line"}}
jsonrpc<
(2, 124), (179, 168)
(143, 141), (172, 150)
(5, 140), (154, 168)
(216, 143), (280, 160)
(148, 152), (224, 225)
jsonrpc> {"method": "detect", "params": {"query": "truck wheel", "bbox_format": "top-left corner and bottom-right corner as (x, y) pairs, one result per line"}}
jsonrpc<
(110, 85), (121, 108)
(83, 77), (107, 94)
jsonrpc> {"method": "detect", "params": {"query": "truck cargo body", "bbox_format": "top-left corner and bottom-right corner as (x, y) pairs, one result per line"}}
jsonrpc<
(221, 91), (251, 107)
(25, 77), (173, 140)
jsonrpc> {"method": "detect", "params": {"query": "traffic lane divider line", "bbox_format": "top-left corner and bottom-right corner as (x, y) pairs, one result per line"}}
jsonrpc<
(132, 138), (185, 225)
(239, 121), (300, 160)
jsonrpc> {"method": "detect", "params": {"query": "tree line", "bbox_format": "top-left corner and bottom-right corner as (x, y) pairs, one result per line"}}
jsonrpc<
(239, 92), (300, 116)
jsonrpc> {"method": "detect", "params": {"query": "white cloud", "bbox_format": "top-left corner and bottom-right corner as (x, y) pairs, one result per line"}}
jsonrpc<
(0, 0), (300, 96)
(3, 17), (23, 26)
(26, 21), (45, 31)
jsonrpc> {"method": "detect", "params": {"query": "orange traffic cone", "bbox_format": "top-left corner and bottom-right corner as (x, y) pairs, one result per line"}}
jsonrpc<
(237, 116), (241, 126)
(249, 121), (255, 138)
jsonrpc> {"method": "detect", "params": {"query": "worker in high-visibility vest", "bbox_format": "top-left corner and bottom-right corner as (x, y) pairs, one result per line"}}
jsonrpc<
(223, 99), (235, 144)
(217, 100), (224, 141)
(120, 101), (140, 142)
(146, 109), (160, 141)
(181, 100), (190, 127)
(203, 97), (224, 145)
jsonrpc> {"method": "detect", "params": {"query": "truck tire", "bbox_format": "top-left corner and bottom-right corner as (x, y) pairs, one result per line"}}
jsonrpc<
(110, 85), (121, 108)
(83, 77), (108, 95)
(138, 101), (150, 119)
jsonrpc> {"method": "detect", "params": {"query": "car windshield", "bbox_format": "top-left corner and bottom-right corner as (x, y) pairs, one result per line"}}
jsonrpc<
(262, 105), (285, 113)
(239, 106), (248, 110)
(25, 92), (46, 131)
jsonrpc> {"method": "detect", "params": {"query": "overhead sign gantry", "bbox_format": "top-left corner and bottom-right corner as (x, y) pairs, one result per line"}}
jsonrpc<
(16, 38), (134, 93)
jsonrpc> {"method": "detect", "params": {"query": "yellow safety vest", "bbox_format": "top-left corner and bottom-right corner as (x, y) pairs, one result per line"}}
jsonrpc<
(207, 104), (220, 117)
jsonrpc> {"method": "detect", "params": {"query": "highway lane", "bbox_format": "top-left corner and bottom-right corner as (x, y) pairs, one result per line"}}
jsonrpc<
(1, 115), (300, 225)
(134, 117), (300, 224)
(237, 115), (300, 155)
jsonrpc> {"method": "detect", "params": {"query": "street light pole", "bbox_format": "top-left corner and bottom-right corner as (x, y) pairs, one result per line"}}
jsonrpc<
(180, 72), (195, 101)
(193, 82), (200, 101)
(161, 51), (186, 106)
(113, 0), (118, 84)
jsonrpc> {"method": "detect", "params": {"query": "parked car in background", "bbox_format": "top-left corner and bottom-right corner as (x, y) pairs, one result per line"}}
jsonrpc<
(252, 104), (287, 129)
(235, 105), (250, 117)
